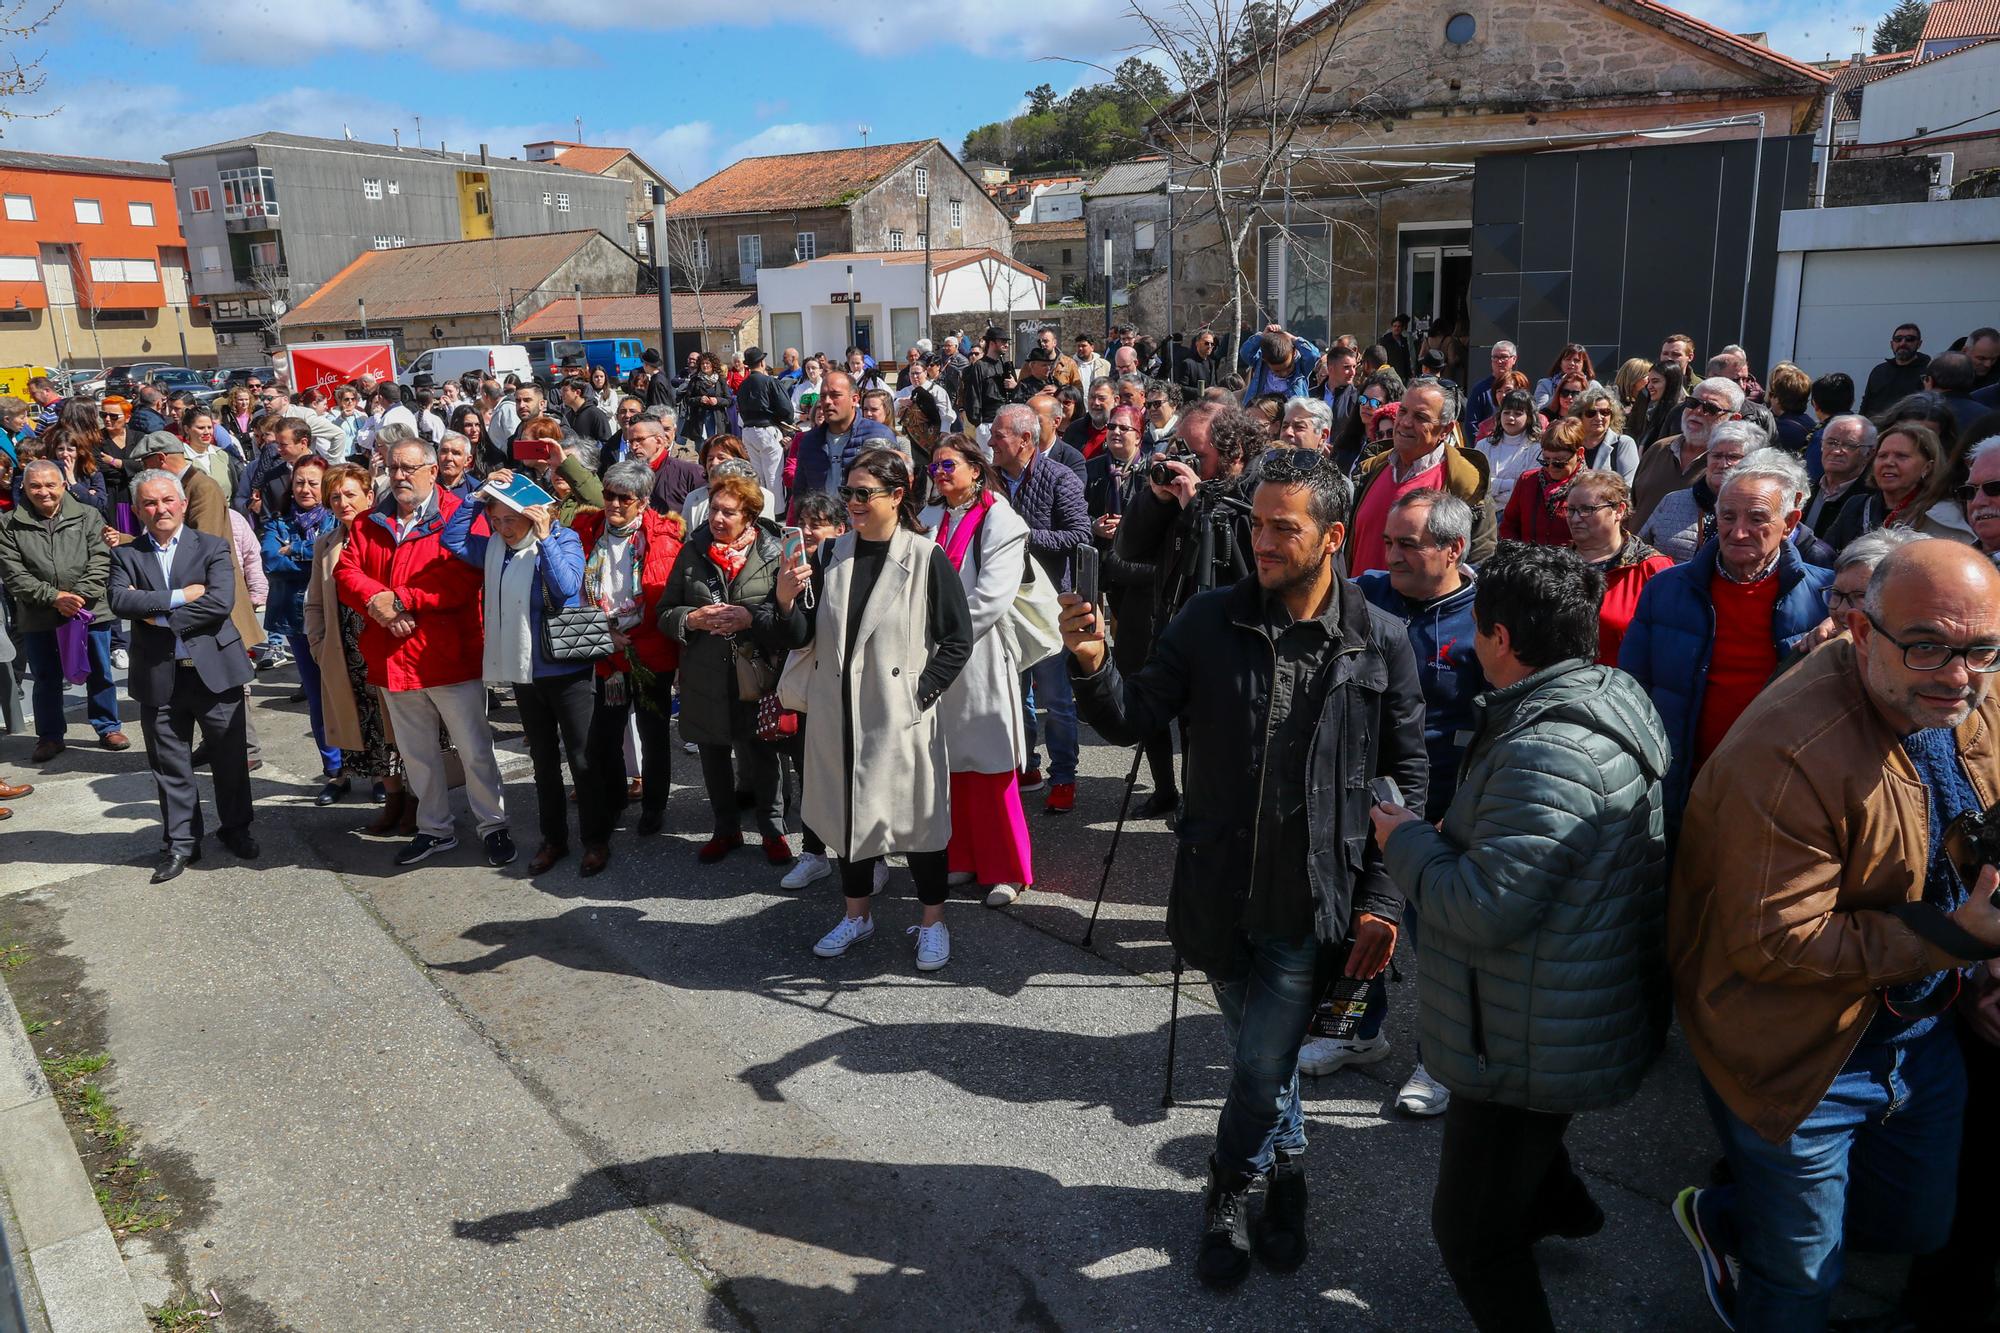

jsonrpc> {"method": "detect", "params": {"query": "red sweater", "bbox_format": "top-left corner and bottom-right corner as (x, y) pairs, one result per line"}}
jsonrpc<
(1499, 468), (1577, 547)
(1695, 569), (1781, 765)
(1596, 552), (1673, 665)
(1349, 457), (1444, 575)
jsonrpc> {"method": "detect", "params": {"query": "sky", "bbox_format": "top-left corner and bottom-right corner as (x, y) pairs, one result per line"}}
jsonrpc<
(1, 0), (1889, 186)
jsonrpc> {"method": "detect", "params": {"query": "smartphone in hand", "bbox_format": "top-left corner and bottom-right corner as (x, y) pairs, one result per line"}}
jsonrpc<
(781, 524), (806, 569)
(1073, 544), (1100, 609)
(1369, 776), (1403, 809)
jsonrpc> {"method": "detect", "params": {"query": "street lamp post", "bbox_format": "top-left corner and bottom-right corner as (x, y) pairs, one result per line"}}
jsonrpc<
(845, 264), (856, 352)
(358, 298), (369, 336)
(573, 281), (585, 340)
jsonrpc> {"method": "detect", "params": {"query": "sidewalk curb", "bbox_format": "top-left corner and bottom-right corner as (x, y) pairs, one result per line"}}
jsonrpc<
(0, 976), (150, 1333)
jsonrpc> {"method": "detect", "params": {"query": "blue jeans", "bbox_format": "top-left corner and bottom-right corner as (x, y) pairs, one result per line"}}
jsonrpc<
(1020, 656), (1078, 784)
(1701, 1021), (1966, 1332)
(1211, 934), (1321, 1176)
(23, 623), (118, 741)
(288, 633), (340, 775)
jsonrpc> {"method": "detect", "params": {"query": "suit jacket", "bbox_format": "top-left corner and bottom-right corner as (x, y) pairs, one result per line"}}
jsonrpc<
(108, 527), (253, 704)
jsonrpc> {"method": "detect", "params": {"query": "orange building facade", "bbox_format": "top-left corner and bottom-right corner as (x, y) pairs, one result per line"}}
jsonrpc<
(0, 149), (216, 372)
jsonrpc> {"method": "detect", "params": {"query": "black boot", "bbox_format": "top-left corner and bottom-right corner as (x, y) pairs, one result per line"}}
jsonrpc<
(1198, 1157), (1255, 1290)
(1529, 1165), (1604, 1242)
(1251, 1150), (1309, 1271)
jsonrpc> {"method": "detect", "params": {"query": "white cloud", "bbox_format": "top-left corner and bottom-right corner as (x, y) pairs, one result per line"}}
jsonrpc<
(83, 0), (580, 67)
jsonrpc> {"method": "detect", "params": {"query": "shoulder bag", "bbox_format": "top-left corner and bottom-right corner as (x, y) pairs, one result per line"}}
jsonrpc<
(540, 574), (614, 664)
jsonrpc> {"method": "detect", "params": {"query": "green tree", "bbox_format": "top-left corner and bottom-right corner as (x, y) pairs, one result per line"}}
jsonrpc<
(1872, 0), (1927, 53)
(1230, 0), (1288, 65)
(1112, 54), (1171, 110)
(1026, 82), (1058, 114)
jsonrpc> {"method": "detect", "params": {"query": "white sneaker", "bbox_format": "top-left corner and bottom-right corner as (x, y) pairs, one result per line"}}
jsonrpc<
(947, 870), (975, 886)
(1395, 1061), (1451, 1117)
(111, 647), (129, 671)
(683, 741), (699, 754)
(781, 852), (832, 890)
(1297, 1032), (1390, 1077)
(983, 883), (1023, 908)
(813, 913), (874, 958)
(872, 861), (890, 896)
(909, 921), (950, 971)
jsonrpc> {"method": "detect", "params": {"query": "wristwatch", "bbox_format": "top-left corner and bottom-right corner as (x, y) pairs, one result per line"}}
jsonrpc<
(391, 593), (406, 616)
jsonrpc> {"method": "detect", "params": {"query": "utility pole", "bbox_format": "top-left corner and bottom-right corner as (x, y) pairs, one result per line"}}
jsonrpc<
(652, 185), (673, 365)
(574, 281), (585, 339)
(845, 264), (857, 351)
(358, 298), (368, 336)
(1103, 237), (1113, 345)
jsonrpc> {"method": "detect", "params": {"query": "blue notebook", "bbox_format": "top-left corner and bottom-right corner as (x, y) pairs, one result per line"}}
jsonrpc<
(480, 473), (556, 514)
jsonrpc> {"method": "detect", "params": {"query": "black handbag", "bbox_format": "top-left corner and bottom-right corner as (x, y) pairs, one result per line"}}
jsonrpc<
(540, 575), (614, 664)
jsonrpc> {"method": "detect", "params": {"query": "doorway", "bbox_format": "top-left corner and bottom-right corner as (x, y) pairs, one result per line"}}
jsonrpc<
(851, 316), (873, 358)
(1399, 226), (1471, 345)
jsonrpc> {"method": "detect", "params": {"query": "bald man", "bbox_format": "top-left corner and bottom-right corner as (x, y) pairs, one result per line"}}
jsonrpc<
(1668, 539), (2000, 1330)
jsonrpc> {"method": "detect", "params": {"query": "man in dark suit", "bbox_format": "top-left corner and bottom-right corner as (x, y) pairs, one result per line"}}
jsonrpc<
(108, 468), (259, 883)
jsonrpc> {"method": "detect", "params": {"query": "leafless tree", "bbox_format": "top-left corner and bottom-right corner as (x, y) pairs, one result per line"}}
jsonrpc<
(661, 217), (714, 357)
(0, 2), (61, 132)
(245, 261), (291, 353)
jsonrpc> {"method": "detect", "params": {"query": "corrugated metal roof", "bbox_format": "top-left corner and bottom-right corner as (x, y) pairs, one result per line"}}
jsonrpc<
(1088, 158), (1168, 197)
(1921, 0), (2000, 41)
(279, 230), (615, 326)
(664, 140), (934, 219)
(165, 131), (593, 177)
(511, 291), (759, 335)
(0, 150), (167, 179)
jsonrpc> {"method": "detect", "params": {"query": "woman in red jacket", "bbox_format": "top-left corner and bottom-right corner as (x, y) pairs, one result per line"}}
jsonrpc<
(1564, 468), (1672, 665)
(1499, 415), (1588, 547)
(573, 458), (688, 873)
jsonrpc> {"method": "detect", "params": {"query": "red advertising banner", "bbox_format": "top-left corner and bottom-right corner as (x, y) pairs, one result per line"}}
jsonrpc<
(285, 340), (398, 396)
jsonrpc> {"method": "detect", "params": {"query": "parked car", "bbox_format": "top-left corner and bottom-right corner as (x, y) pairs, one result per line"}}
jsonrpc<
(553, 338), (647, 382)
(100, 362), (175, 397)
(522, 339), (563, 383)
(403, 344), (532, 386)
(146, 367), (225, 402)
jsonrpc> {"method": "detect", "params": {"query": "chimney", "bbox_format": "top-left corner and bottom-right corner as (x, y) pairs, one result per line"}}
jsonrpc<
(1850, 50), (1865, 64)
(479, 143), (489, 165)
(392, 128), (402, 151)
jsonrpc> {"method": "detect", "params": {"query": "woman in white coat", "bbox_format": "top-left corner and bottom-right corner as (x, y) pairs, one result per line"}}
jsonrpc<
(777, 448), (974, 971)
(918, 435), (1036, 907)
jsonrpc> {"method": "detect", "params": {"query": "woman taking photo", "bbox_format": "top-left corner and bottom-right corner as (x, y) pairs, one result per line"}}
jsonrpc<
(574, 459), (686, 863)
(1476, 388), (1542, 510)
(918, 435), (1034, 908)
(777, 448), (972, 970)
(1499, 415), (1588, 546)
(1563, 469), (1672, 664)
(262, 456), (345, 789)
(441, 470), (594, 874)
(1825, 420), (1974, 547)
(1568, 385), (1639, 480)
(302, 462), (406, 820)
(660, 469), (793, 865)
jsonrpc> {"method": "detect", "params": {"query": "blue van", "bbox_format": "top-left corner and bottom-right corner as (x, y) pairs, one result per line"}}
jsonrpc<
(555, 338), (648, 381)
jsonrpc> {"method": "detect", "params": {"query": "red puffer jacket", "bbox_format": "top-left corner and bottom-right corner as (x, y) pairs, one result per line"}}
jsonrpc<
(334, 489), (485, 691)
(571, 506), (686, 676)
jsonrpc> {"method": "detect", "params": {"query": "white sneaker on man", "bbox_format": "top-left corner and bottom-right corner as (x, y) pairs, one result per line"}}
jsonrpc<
(983, 883), (1023, 908)
(781, 852), (832, 889)
(1296, 1032), (1390, 1077)
(908, 921), (950, 971)
(947, 870), (976, 887)
(1395, 1061), (1451, 1117)
(813, 914), (874, 958)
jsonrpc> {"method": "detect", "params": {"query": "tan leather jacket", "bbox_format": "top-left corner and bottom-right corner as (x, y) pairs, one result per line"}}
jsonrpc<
(1668, 637), (1997, 1142)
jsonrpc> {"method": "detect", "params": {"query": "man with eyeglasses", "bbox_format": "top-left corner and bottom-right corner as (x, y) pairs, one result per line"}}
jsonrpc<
(1804, 414), (1876, 539)
(1669, 537), (2000, 1332)
(622, 415), (704, 516)
(1142, 383), (1179, 453)
(1860, 322), (1931, 417)
(1461, 340), (1517, 434)
(1960, 437), (2000, 569)
(1628, 375), (1742, 532)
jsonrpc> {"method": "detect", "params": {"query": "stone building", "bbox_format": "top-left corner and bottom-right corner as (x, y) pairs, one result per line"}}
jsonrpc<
(1153, 0), (1828, 349)
(524, 141), (677, 262)
(661, 140), (1012, 292)
(1083, 158), (1169, 304)
(1012, 220), (1088, 300)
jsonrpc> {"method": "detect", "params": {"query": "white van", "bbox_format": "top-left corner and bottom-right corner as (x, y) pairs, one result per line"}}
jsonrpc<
(403, 344), (533, 384)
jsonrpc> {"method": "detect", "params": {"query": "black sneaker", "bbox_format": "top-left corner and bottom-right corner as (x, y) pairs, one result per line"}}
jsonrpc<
(484, 829), (517, 867)
(1251, 1151), (1308, 1272)
(1197, 1157), (1254, 1290)
(395, 832), (458, 866)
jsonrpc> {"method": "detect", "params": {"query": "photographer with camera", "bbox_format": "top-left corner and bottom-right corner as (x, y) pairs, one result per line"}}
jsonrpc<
(1060, 447), (1427, 1291)
(1668, 538), (2000, 1330)
(1113, 400), (1264, 622)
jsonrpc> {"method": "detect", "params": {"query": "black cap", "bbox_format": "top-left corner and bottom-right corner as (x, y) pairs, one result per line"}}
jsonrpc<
(642, 348), (662, 365)
(743, 347), (766, 366)
(983, 325), (1007, 344)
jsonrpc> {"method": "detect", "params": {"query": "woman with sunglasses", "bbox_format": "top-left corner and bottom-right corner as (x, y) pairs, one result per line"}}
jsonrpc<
(1568, 385), (1639, 480)
(1500, 414), (1588, 546)
(1563, 469), (1672, 664)
(1329, 368), (1404, 476)
(1533, 344), (1598, 411)
(917, 434), (1036, 908)
(776, 449), (973, 970)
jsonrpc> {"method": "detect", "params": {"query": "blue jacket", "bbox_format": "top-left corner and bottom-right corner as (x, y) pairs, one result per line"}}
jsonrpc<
(439, 498), (588, 680)
(1237, 332), (1321, 405)
(791, 415), (897, 499)
(259, 509), (328, 637)
(1618, 537), (1831, 829)
(1359, 571), (1484, 821)
(1002, 452), (1090, 591)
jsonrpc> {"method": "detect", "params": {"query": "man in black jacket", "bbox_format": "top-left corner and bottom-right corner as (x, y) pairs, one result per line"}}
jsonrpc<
(733, 346), (796, 503)
(1062, 448), (1427, 1291)
(1115, 399), (1260, 622)
(1173, 329), (1224, 398)
(1859, 323), (1929, 417)
(961, 325), (1014, 442)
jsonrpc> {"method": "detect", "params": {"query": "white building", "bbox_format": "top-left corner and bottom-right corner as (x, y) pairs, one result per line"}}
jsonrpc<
(1017, 180), (1085, 225)
(1857, 38), (2000, 147)
(755, 248), (1046, 361)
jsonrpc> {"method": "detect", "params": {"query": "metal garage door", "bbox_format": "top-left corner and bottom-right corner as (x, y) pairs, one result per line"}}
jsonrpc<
(1788, 243), (2000, 386)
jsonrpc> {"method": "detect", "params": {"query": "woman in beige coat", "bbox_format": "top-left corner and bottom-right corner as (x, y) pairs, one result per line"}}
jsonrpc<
(303, 462), (407, 830)
(777, 449), (974, 972)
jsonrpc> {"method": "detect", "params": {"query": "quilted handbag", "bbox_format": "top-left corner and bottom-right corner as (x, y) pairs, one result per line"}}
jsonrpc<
(540, 581), (614, 664)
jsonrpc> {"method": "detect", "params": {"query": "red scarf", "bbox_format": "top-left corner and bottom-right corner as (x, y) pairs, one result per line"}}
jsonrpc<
(938, 492), (993, 571)
(708, 540), (748, 581)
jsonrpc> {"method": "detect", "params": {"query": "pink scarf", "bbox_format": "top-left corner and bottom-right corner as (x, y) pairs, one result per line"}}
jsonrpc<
(937, 491), (993, 571)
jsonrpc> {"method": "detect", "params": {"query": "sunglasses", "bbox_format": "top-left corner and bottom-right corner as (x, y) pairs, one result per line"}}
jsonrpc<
(1555, 388), (1579, 399)
(102, 412), (126, 422)
(1684, 399), (1730, 418)
(1359, 395), (1385, 410)
(603, 490), (641, 503)
(1537, 451), (1578, 466)
(1585, 408), (1614, 418)
(927, 459), (960, 477)
(838, 485), (893, 503)
(1957, 480), (2000, 505)
(1892, 335), (1920, 344)
(1260, 447), (1333, 482)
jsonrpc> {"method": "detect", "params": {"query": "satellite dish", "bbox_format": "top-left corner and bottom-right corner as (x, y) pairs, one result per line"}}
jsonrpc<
(272, 299), (289, 316)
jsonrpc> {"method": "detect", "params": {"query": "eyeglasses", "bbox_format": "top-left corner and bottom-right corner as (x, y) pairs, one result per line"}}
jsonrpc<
(1824, 587), (1864, 611)
(385, 461), (434, 475)
(1956, 480), (2000, 505)
(1555, 387), (1579, 399)
(1685, 399), (1730, 418)
(838, 485), (893, 503)
(1108, 423), (1139, 434)
(1359, 395), (1385, 410)
(1892, 334), (1921, 344)
(1260, 447), (1334, 482)
(1822, 437), (1868, 455)
(1565, 500), (1620, 517)
(603, 490), (641, 504)
(101, 412), (125, 422)
(1864, 612), (2000, 672)
(1536, 451), (1578, 467)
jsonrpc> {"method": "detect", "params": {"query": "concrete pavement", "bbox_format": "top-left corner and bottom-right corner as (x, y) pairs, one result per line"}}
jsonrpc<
(0, 665), (1911, 1329)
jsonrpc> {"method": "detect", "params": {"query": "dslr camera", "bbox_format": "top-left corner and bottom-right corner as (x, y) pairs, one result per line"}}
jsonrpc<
(1148, 445), (1198, 487)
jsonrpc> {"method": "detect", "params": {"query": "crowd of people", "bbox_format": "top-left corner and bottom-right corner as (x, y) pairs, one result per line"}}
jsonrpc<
(4, 311), (2000, 1332)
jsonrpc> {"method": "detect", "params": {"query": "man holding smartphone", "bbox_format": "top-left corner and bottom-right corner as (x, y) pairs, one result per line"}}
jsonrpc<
(1060, 447), (1426, 1291)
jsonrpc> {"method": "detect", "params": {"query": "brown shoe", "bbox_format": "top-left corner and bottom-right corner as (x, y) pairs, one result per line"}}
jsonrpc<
(396, 797), (419, 836)
(0, 808), (11, 820)
(580, 844), (611, 878)
(29, 739), (63, 763)
(100, 731), (130, 751)
(625, 777), (643, 801)
(528, 843), (567, 874)
(365, 790), (406, 835)
(0, 779), (30, 801)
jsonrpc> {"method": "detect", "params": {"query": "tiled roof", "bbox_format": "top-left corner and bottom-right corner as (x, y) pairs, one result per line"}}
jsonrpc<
(1013, 220), (1086, 241)
(1087, 158), (1168, 197)
(0, 150), (167, 179)
(664, 140), (934, 219)
(279, 231), (614, 326)
(779, 246), (1047, 282)
(1827, 50), (1915, 120)
(550, 145), (629, 175)
(1921, 0), (2000, 41)
(511, 291), (759, 336)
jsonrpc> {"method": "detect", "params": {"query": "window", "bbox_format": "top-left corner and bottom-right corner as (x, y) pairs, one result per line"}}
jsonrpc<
(541, 191), (553, 206)
(1445, 11), (1476, 43)
(1061, 248), (1072, 265)
(916, 232), (927, 250)
(948, 197), (963, 229)
(914, 166), (928, 198)
(692, 233), (709, 268)
(888, 229), (904, 250)
(363, 178), (383, 201)
(199, 245), (222, 273)
(387, 180), (400, 195)
(371, 235), (408, 250)
(218, 167), (278, 219)
(1135, 221), (1156, 252)
(736, 233), (762, 281)
(73, 198), (101, 224)
(248, 241), (280, 267)
(188, 186), (212, 214)
(87, 257), (158, 283)
(555, 192), (570, 212)
(795, 231), (817, 261)
(634, 224), (649, 258)
(95, 309), (147, 324)
(128, 201), (155, 226)
(0, 256), (37, 282)
(3, 195), (31, 221)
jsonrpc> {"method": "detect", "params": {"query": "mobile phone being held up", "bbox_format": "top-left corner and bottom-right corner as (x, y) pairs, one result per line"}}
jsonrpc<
(1072, 543), (1100, 611)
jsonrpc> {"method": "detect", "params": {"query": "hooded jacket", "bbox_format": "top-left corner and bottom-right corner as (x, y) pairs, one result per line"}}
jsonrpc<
(1385, 660), (1672, 1113)
(1358, 570), (1483, 820)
